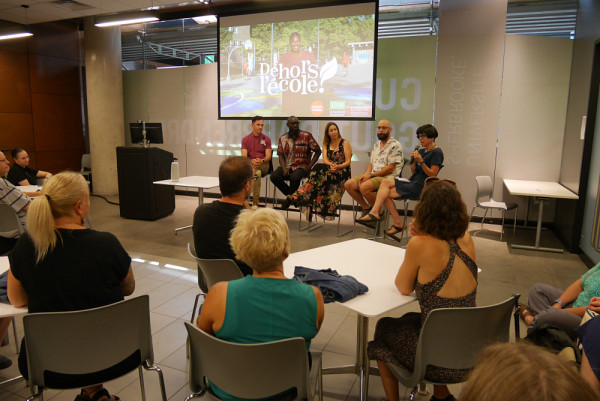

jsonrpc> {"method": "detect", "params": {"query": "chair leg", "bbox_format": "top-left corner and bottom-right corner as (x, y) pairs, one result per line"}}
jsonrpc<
(513, 206), (518, 233)
(190, 293), (200, 323)
(11, 317), (18, 353)
(409, 385), (418, 401)
(401, 199), (410, 243)
(143, 362), (168, 401)
(138, 366), (146, 401)
(337, 199), (353, 237)
(481, 209), (489, 230)
(500, 210), (506, 241)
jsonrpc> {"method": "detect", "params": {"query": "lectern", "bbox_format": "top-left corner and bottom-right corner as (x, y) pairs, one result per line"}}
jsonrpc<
(116, 146), (175, 220)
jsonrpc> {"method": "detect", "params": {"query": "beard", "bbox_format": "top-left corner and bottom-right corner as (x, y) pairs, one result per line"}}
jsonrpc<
(377, 132), (389, 141)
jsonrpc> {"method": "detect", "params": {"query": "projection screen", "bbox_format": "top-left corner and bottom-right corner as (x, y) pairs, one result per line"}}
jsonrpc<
(218, 2), (377, 120)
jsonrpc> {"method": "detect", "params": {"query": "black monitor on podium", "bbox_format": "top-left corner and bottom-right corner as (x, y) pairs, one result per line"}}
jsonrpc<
(130, 122), (163, 146)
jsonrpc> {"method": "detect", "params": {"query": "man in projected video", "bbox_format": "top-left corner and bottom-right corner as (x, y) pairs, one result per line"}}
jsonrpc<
(271, 116), (321, 208)
(278, 32), (317, 115)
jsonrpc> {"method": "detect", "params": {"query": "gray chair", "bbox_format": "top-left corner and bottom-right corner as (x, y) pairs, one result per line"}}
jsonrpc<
(22, 295), (167, 401)
(184, 322), (322, 401)
(385, 294), (520, 401)
(299, 198), (353, 237)
(471, 176), (518, 240)
(187, 243), (243, 323)
(0, 203), (24, 238)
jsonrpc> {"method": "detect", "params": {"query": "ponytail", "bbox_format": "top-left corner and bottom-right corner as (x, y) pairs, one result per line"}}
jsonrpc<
(26, 172), (89, 263)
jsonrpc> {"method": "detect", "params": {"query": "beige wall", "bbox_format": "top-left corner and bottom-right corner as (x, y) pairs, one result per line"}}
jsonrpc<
(122, 32), (575, 212)
(496, 35), (573, 220)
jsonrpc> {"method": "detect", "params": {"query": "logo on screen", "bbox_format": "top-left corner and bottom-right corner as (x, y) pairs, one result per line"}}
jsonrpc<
(311, 101), (324, 116)
(259, 58), (337, 96)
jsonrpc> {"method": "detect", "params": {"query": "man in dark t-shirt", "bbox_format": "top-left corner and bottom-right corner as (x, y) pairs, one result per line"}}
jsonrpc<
(192, 156), (253, 276)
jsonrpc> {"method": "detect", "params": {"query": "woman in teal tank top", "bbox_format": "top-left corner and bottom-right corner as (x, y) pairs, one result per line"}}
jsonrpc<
(197, 208), (325, 401)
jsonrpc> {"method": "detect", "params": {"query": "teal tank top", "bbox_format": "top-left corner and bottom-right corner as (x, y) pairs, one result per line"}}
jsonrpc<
(211, 275), (318, 401)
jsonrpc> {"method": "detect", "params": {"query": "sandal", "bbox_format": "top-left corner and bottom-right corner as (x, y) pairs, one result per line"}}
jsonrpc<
(517, 303), (534, 321)
(359, 208), (371, 218)
(385, 225), (405, 242)
(356, 213), (381, 226)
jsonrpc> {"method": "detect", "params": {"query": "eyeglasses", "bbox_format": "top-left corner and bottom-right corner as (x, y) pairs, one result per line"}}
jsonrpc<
(424, 177), (456, 187)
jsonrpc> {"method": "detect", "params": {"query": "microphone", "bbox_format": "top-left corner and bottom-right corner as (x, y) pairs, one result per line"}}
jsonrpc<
(409, 145), (419, 164)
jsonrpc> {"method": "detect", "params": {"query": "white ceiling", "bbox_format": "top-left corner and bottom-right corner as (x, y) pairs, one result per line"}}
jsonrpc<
(0, 0), (214, 25)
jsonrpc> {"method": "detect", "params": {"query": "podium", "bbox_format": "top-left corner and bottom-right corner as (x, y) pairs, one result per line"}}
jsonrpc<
(116, 146), (175, 220)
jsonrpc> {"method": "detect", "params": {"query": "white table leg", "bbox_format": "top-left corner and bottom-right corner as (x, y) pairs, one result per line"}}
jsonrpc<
(511, 197), (563, 253)
(322, 314), (373, 401)
(174, 188), (205, 235)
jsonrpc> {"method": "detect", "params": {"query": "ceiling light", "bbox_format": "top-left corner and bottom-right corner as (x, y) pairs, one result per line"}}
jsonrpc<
(0, 25), (33, 41)
(192, 15), (217, 25)
(94, 10), (160, 27)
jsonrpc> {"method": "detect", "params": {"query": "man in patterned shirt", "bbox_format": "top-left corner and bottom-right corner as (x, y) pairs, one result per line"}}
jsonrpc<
(344, 120), (403, 218)
(271, 116), (321, 208)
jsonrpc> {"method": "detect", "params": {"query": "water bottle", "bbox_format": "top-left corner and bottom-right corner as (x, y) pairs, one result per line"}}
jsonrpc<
(171, 159), (180, 181)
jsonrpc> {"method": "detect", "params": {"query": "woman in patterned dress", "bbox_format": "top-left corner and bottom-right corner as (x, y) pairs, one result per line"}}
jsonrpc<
(367, 179), (477, 401)
(286, 122), (352, 219)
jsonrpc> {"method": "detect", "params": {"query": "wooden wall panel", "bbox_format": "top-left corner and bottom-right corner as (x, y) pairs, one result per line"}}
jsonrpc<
(0, 50), (31, 113)
(0, 21), (86, 175)
(29, 22), (81, 61)
(29, 54), (82, 96)
(31, 93), (84, 152)
(0, 113), (34, 153)
(36, 149), (83, 172)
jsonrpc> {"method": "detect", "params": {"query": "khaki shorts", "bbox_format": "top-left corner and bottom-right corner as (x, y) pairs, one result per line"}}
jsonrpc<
(352, 174), (384, 190)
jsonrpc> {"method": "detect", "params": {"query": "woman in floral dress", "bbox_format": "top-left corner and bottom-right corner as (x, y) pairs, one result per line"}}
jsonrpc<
(287, 122), (352, 219)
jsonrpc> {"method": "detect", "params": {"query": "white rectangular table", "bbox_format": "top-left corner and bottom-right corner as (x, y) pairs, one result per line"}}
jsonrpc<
(503, 179), (578, 253)
(283, 239), (415, 401)
(0, 257), (27, 388)
(153, 176), (219, 234)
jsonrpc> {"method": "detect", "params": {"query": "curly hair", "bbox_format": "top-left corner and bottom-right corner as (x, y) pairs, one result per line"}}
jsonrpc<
(230, 208), (290, 272)
(413, 180), (469, 241)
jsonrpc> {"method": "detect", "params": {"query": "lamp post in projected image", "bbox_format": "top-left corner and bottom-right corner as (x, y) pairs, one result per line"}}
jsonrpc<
(226, 45), (242, 81)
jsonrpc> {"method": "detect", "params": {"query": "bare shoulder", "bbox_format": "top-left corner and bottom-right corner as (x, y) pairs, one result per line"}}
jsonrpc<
(457, 232), (476, 260)
(205, 281), (228, 303)
(407, 235), (443, 252)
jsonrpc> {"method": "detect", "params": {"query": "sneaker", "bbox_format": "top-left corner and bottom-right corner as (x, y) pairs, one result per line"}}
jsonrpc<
(0, 354), (12, 370)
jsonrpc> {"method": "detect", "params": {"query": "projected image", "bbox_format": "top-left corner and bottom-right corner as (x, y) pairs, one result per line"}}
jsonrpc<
(219, 6), (376, 119)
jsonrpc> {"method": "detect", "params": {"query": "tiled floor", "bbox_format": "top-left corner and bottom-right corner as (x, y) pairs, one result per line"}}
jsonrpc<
(0, 193), (591, 401)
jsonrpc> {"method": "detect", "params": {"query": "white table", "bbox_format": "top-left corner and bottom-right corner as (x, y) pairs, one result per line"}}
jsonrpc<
(153, 176), (219, 234)
(19, 185), (41, 194)
(0, 257), (27, 388)
(283, 239), (415, 401)
(503, 179), (578, 253)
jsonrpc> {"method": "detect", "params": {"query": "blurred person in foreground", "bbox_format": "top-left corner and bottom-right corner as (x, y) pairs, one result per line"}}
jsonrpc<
(460, 342), (599, 401)
(197, 208), (324, 401)
(368, 178), (476, 401)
